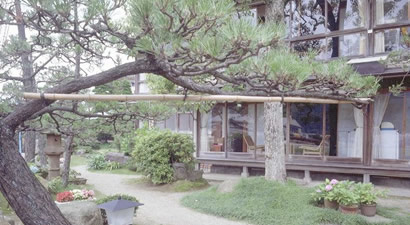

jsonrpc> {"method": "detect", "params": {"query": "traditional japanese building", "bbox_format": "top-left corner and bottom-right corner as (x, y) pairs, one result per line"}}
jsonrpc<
(135, 0), (410, 185)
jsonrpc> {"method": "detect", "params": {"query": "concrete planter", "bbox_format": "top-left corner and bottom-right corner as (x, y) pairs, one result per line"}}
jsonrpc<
(69, 177), (87, 185)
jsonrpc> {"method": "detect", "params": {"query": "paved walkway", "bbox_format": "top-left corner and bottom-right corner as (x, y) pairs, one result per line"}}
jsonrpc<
(74, 166), (249, 225)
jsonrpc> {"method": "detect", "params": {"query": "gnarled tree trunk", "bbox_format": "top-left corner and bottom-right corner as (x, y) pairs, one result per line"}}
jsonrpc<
(0, 123), (71, 225)
(37, 134), (48, 167)
(264, 102), (287, 182)
(0, 58), (159, 225)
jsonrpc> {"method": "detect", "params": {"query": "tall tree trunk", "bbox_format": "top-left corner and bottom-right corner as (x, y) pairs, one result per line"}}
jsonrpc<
(263, 1), (287, 182)
(62, 135), (74, 187)
(0, 123), (71, 225)
(61, 1), (80, 188)
(37, 134), (48, 167)
(15, 0), (37, 162)
(264, 102), (287, 182)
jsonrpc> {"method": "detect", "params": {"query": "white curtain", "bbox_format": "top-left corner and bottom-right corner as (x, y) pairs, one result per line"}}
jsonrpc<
(200, 112), (210, 153)
(372, 94), (391, 158)
(358, 0), (366, 54)
(375, 0), (385, 53)
(352, 108), (364, 158)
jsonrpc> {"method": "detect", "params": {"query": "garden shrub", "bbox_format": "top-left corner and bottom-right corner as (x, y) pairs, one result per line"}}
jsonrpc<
(120, 134), (135, 154)
(48, 177), (64, 194)
(106, 161), (122, 171)
(96, 194), (139, 205)
(87, 154), (108, 170)
(132, 128), (195, 184)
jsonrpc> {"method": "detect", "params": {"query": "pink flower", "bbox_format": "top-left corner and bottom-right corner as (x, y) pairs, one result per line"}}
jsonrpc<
(325, 185), (333, 191)
(330, 179), (339, 185)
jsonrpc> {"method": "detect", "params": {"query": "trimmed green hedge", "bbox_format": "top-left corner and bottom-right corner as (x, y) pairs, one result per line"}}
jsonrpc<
(132, 128), (195, 184)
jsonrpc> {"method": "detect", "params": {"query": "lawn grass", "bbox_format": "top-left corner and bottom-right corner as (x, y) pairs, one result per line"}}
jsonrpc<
(171, 179), (209, 192)
(0, 193), (13, 215)
(181, 177), (410, 225)
(70, 155), (88, 167)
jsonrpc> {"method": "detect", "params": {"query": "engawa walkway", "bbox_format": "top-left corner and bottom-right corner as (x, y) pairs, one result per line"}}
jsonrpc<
(74, 165), (250, 225)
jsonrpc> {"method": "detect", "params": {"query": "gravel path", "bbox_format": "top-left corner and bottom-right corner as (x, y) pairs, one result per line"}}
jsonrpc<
(75, 165), (249, 225)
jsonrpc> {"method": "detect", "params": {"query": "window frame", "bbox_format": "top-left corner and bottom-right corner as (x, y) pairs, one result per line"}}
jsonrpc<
(283, 0), (410, 59)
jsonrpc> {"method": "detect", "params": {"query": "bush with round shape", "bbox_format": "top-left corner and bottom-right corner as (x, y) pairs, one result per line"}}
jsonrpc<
(132, 128), (195, 184)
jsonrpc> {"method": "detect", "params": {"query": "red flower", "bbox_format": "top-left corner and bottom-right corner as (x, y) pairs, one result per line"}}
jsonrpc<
(56, 191), (74, 202)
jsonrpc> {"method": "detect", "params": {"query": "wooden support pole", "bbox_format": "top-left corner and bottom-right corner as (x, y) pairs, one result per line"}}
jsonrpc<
(23, 93), (370, 104)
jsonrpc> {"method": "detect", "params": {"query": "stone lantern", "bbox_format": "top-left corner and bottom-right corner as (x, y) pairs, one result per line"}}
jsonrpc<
(44, 133), (63, 179)
(97, 198), (143, 225)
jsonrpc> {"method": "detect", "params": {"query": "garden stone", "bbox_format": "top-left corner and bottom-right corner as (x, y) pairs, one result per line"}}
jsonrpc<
(217, 179), (240, 193)
(57, 201), (103, 225)
(76, 149), (86, 155)
(105, 152), (130, 165)
(173, 163), (188, 180)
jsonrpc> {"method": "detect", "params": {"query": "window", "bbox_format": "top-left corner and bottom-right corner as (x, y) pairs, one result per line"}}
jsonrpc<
(165, 115), (177, 131)
(373, 93), (410, 160)
(199, 104), (225, 154)
(178, 113), (193, 132)
(374, 26), (410, 53)
(293, 38), (330, 60)
(375, 0), (410, 25)
(328, 32), (367, 57)
(328, 0), (367, 31)
(289, 0), (327, 37)
(289, 104), (327, 155)
(227, 103), (254, 153)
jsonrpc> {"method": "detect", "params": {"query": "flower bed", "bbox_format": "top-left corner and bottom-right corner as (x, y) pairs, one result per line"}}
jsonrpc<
(56, 189), (95, 203)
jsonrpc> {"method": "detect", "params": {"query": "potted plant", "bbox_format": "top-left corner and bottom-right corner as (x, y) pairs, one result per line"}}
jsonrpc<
(337, 181), (359, 214)
(312, 179), (340, 210)
(355, 183), (386, 217)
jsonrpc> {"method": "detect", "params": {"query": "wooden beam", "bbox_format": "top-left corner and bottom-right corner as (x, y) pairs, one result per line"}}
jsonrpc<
(23, 93), (370, 104)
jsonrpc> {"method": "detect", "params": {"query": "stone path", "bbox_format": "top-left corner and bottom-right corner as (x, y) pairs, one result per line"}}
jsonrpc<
(74, 166), (250, 225)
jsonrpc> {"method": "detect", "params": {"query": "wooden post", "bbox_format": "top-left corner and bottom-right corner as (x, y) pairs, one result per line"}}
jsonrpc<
(322, 104), (327, 159)
(402, 94), (406, 159)
(286, 103), (291, 157)
(364, 104), (373, 166)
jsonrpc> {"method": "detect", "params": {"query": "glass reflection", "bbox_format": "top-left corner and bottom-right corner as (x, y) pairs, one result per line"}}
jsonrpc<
(375, 27), (410, 53)
(328, 32), (367, 57)
(327, 0), (367, 31)
(291, 0), (327, 37)
(375, 0), (410, 25)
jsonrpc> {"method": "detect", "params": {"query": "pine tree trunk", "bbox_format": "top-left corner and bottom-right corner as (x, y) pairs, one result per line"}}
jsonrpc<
(62, 135), (74, 187)
(0, 123), (71, 225)
(23, 132), (36, 162)
(264, 102), (287, 182)
(263, 0), (287, 182)
(37, 134), (48, 167)
(15, 0), (37, 163)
